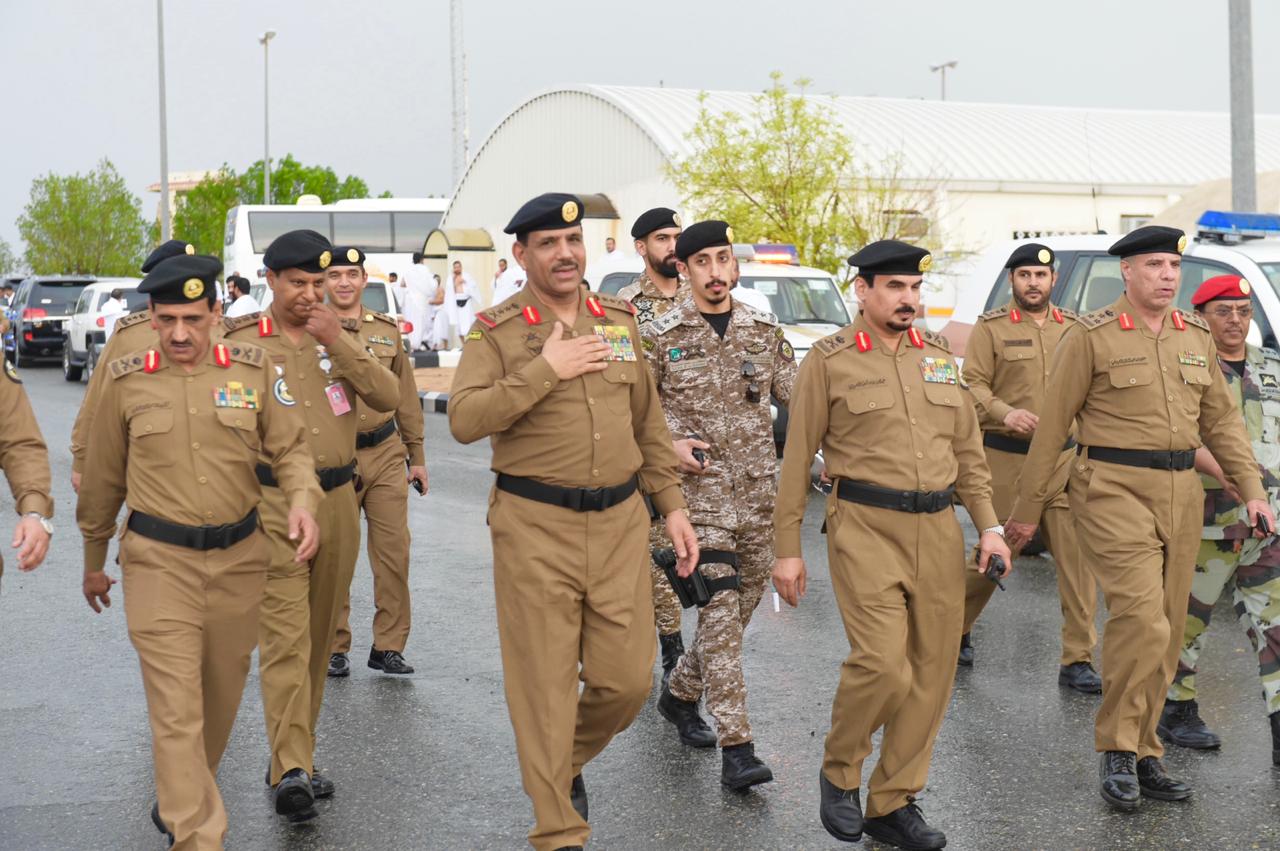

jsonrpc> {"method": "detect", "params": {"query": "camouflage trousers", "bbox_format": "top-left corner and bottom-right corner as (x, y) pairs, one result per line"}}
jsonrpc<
(666, 520), (774, 747)
(1168, 523), (1280, 714)
(649, 523), (683, 636)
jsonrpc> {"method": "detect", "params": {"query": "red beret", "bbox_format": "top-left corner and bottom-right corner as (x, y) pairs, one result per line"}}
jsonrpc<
(1191, 274), (1253, 307)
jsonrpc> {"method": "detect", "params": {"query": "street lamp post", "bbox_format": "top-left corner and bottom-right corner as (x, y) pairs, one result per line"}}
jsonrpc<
(155, 0), (171, 240)
(259, 30), (276, 204)
(930, 60), (958, 101)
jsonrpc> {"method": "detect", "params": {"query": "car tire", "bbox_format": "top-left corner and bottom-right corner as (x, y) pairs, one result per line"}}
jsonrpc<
(62, 344), (83, 382)
(14, 339), (33, 369)
(84, 344), (97, 384)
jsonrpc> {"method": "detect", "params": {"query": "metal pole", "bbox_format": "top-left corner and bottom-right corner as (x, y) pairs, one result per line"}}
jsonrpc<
(1229, 0), (1257, 211)
(263, 36), (271, 204)
(155, 0), (171, 240)
(940, 67), (946, 102)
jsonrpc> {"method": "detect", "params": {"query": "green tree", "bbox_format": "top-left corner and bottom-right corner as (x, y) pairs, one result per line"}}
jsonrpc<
(17, 158), (149, 275)
(668, 72), (942, 280)
(238, 154), (370, 205)
(0, 237), (18, 275)
(172, 167), (240, 257)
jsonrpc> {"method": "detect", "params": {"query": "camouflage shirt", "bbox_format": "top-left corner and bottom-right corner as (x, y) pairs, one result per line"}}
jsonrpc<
(642, 297), (797, 529)
(616, 272), (689, 332)
(1203, 344), (1280, 538)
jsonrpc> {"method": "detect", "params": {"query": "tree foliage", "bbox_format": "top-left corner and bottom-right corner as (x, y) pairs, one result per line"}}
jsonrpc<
(0, 237), (17, 275)
(18, 158), (149, 275)
(668, 72), (942, 279)
(172, 167), (241, 258)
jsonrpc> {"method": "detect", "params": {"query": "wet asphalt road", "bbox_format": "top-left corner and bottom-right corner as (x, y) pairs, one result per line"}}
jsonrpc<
(2, 365), (1279, 851)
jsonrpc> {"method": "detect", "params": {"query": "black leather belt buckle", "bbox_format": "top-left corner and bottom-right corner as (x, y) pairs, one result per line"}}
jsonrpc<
(571, 487), (607, 512)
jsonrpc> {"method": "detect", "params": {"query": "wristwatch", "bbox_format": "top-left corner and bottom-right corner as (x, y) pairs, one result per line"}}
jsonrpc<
(981, 525), (1004, 537)
(23, 512), (53, 535)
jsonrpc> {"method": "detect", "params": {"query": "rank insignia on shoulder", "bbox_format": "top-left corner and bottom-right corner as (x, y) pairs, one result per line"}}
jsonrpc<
(465, 329), (484, 341)
(907, 327), (925, 349)
(258, 316), (274, 337)
(586, 296), (606, 318)
(1051, 307), (1065, 324)
(143, 350), (161, 373)
(1118, 313), (1135, 331)
(1171, 310), (1186, 331)
(522, 306), (542, 325)
(855, 331), (872, 352)
(921, 356), (958, 384)
(213, 343), (231, 368)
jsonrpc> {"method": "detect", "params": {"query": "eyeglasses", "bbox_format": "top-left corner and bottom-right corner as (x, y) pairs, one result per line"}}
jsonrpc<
(742, 362), (760, 403)
(1207, 305), (1253, 319)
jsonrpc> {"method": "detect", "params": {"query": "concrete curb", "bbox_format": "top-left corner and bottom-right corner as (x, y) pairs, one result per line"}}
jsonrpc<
(410, 350), (461, 368)
(419, 390), (449, 415)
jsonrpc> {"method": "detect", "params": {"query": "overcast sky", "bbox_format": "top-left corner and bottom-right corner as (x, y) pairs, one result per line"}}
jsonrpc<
(5, 0), (1280, 252)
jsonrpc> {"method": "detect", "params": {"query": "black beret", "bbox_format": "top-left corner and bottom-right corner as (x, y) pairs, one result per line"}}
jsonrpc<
(675, 220), (735, 261)
(848, 240), (932, 277)
(138, 254), (223, 304)
(141, 239), (196, 273)
(1005, 243), (1055, 269)
(328, 246), (366, 268)
(504, 193), (583, 237)
(1108, 225), (1186, 259)
(263, 229), (333, 273)
(630, 207), (682, 239)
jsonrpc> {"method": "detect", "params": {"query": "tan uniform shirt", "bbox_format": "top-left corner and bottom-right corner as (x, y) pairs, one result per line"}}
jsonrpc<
(963, 302), (1077, 434)
(76, 341), (324, 573)
(1011, 294), (1267, 523)
(775, 314), (998, 557)
(449, 287), (686, 516)
(0, 362), (53, 518)
(616, 272), (689, 331)
(642, 298), (796, 528)
(223, 309), (401, 472)
(71, 311), (162, 474)
(352, 310), (426, 467)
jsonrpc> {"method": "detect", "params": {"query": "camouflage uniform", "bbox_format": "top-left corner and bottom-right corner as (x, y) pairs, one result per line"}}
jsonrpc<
(619, 271), (692, 637)
(1168, 344), (1280, 713)
(641, 297), (797, 746)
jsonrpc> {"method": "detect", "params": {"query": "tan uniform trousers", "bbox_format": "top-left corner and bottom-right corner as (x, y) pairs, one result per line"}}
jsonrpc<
(1068, 453), (1202, 757)
(121, 527), (270, 851)
(963, 445), (1098, 665)
(490, 487), (655, 851)
(259, 482), (360, 784)
(648, 521), (683, 636)
(822, 494), (965, 818)
(334, 433), (413, 654)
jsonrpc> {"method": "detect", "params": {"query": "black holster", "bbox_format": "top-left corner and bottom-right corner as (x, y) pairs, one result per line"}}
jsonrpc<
(653, 548), (739, 609)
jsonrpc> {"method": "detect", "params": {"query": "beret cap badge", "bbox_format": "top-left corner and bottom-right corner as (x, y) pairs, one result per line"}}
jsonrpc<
(182, 278), (204, 299)
(347, 248), (359, 263)
(319, 250), (331, 269)
(1037, 248), (1052, 264)
(918, 254), (933, 273)
(562, 200), (579, 222)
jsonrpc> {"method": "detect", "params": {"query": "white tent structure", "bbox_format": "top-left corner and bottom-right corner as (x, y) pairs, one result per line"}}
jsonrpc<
(444, 84), (1280, 281)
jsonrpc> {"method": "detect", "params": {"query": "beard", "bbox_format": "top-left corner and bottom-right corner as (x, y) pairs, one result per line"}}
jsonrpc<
(1013, 288), (1048, 311)
(653, 254), (679, 279)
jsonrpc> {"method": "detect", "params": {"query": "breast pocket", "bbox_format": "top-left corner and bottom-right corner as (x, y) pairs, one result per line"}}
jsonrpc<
(1107, 364), (1155, 389)
(601, 365), (638, 415)
(1001, 344), (1036, 365)
(846, 385), (896, 415)
(921, 382), (962, 438)
(1177, 365), (1212, 388)
(128, 408), (175, 462)
(215, 408), (261, 451)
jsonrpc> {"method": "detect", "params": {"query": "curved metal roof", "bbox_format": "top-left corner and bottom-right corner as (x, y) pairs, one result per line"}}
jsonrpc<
(504, 84), (1280, 192)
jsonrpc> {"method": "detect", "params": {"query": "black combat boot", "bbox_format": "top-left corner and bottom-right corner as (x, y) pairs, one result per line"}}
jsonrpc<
(1271, 711), (1280, 766)
(658, 632), (684, 686)
(863, 799), (947, 850)
(150, 801), (173, 847)
(1098, 751), (1140, 811)
(721, 742), (773, 790)
(957, 633), (974, 667)
(1136, 756), (1192, 801)
(1157, 698), (1221, 749)
(327, 652), (350, 678)
(656, 683), (716, 747)
(368, 647), (415, 674)
(273, 768), (317, 821)
(570, 774), (588, 822)
(1058, 662), (1102, 694)
(818, 771), (863, 842)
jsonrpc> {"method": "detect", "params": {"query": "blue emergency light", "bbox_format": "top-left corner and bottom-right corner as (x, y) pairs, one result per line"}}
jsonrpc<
(1196, 210), (1280, 241)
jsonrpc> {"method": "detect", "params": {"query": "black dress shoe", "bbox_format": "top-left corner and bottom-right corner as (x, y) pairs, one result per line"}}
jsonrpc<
(553, 847), (584, 850)
(818, 771), (863, 842)
(659, 632), (684, 686)
(656, 683), (716, 748)
(570, 773), (588, 821)
(1270, 711), (1280, 766)
(368, 647), (415, 674)
(311, 771), (335, 799)
(1158, 699), (1221, 749)
(274, 768), (317, 820)
(1098, 751), (1140, 811)
(150, 801), (173, 848)
(1058, 661), (1103, 694)
(863, 800), (946, 850)
(957, 633), (973, 668)
(720, 742), (773, 790)
(327, 652), (350, 678)
(1137, 756), (1192, 801)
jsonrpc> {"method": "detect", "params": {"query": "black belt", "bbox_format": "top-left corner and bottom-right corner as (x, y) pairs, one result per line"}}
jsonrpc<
(983, 433), (1078, 455)
(127, 508), (258, 551)
(256, 460), (357, 491)
(1083, 446), (1196, 471)
(356, 419), (397, 449)
(496, 473), (638, 512)
(697, 549), (740, 595)
(835, 479), (955, 514)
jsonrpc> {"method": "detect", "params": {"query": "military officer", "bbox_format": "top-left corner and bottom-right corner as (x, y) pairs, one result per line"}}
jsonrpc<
(772, 239), (1010, 851)
(642, 220), (796, 790)
(223, 230), (400, 821)
(449, 193), (698, 851)
(71, 239), (205, 493)
(616, 206), (690, 682)
(0, 358), (53, 589)
(959, 243), (1101, 692)
(77, 252), (322, 849)
(1157, 275), (1280, 766)
(323, 246), (427, 678)
(1006, 226), (1274, 811)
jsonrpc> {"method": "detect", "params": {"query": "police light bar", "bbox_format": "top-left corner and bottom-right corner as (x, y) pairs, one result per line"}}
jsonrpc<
(1196, 210), (1280, 243)
(752, 244), (799, 265)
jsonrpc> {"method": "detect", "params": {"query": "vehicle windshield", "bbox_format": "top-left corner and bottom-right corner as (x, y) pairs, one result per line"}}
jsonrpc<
(1258, 263), (1280, 295)
(740, 276), (850, 325)
(361, 286), (390, 313)
(121, 290), (150, 312)
(31, 283), (88, 316)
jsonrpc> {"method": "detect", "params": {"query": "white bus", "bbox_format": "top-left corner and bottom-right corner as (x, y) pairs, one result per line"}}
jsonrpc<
(223, 197), (448, 281)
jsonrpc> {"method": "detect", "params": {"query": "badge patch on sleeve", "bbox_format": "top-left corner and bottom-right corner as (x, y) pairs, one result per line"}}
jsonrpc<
(466, 329), (484, 341)
(595, 325), (637, 361)
(273, 378), (296, 406)
(921, 357), (958, 384)
(1178, 351), (1208, 368)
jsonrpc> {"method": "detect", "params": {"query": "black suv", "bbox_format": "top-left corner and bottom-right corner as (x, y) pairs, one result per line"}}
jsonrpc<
(8, 276), (93, 366)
